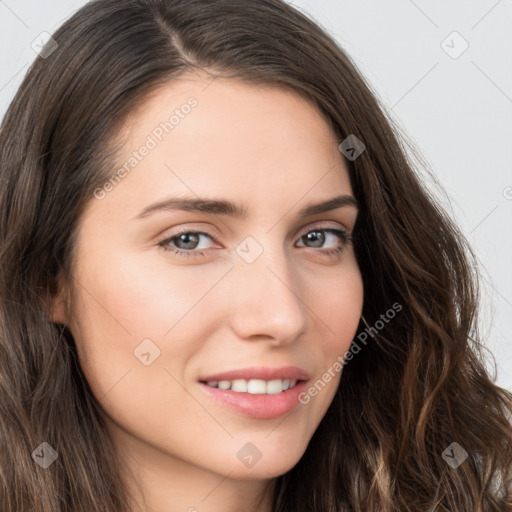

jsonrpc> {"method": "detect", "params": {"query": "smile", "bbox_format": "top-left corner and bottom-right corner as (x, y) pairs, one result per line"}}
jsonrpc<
(201, 378), (298, 394)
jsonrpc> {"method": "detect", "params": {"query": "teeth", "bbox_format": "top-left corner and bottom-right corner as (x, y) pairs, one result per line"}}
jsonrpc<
(232, 379), (248, 392)
(204, 378), (297, 394)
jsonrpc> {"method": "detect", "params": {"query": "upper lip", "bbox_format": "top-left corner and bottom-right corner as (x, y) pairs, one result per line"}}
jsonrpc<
(199, 365), (310, 382)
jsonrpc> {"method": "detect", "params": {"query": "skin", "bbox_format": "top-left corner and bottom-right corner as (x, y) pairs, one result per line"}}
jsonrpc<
(50, 71), (364, 512)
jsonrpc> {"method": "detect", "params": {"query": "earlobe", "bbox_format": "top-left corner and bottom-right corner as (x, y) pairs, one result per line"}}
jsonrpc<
(48, 271), (70, 325)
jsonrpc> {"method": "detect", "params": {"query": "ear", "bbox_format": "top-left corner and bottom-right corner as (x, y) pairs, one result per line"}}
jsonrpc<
(47, 270), (70, 325)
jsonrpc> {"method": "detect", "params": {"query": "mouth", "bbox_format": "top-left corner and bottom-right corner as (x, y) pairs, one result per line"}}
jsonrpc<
(197, 378), (310, 419)
(198, 378), (302, 394)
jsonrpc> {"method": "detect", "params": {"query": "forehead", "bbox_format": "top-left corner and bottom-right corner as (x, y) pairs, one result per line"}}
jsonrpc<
(123, 70), (335, 138)
(118, 70), (343, 167)
(85, 72), (353, 224)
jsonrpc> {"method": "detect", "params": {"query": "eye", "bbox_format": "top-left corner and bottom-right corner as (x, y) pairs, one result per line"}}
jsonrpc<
(157, 229), (216, 259)
(157, 224), (352, 260)
(295, 225), (350, 258)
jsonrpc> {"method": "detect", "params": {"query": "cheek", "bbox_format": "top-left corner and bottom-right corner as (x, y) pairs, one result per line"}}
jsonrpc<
(311, 263), (363, 395)
(296, 274), (362, 423)
(312, 260), (364, 350)
(74, 249), (231, 342)
(104, 253), (232, 337)
(67, 252), (230, 392)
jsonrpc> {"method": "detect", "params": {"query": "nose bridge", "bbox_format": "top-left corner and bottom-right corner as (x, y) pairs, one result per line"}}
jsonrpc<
(227, 234), (308, 341)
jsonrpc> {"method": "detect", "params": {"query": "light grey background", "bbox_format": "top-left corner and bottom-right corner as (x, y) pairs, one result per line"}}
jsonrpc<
(1, 1), (511, 390)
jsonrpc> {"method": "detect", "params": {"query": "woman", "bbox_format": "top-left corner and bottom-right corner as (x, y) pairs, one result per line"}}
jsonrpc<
(0, 0), (511, 511)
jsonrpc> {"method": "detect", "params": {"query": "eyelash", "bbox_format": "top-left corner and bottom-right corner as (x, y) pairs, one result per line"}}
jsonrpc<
(156, 224), (352, 260)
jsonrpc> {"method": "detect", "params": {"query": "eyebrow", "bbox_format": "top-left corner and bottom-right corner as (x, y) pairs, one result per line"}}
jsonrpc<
(133, 194), (359, 220)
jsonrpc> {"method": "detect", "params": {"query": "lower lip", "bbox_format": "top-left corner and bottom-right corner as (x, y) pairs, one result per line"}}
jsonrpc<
(197, 380), (309, 419)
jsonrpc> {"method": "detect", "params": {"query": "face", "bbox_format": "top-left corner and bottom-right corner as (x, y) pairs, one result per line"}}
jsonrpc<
(51, 72), (363, 488)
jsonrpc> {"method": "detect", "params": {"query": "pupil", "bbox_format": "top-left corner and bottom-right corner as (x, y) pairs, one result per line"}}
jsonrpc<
(306, 231), (324, 248)
(177, 233), (199, 250)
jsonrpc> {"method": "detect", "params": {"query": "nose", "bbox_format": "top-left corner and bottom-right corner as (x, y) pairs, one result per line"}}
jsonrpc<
(225, 240), (309, 345)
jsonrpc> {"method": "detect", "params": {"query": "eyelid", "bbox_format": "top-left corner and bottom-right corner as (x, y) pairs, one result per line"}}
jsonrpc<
(296, 221), (349, 238)
(166, 219), (346, 236)
(157, 221), (350, 249)
(155, 223), (220, 242)
(156, 227), (221, 250)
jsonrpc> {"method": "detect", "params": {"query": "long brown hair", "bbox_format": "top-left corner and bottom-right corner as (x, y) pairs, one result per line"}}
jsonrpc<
(1, 1), (511, 510)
